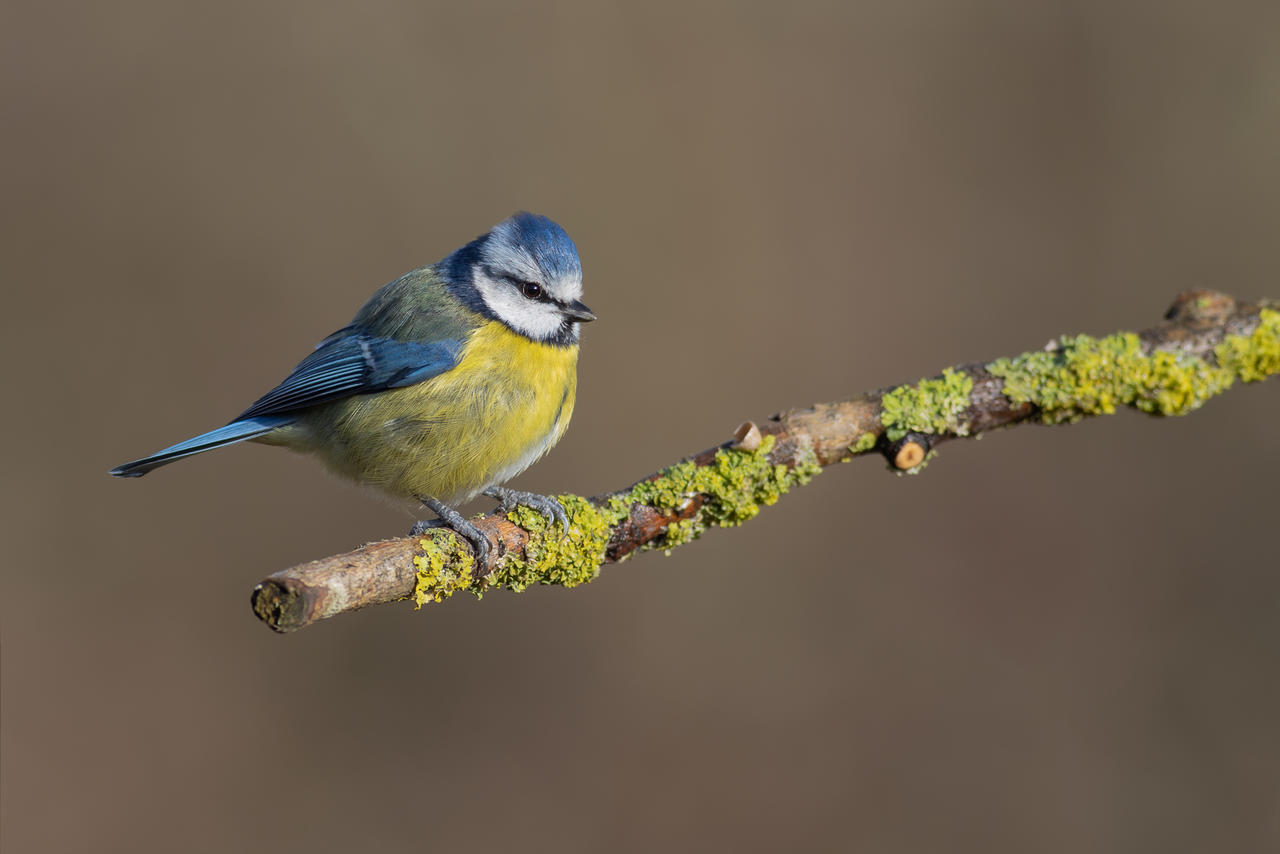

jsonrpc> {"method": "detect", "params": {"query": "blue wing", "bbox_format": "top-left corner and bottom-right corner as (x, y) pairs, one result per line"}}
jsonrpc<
(110, 328), (465, 478)
(236, 327), (465, 419)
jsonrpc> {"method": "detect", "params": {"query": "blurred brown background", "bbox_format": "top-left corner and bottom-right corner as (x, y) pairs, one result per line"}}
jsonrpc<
(3, 1), (1279, 851)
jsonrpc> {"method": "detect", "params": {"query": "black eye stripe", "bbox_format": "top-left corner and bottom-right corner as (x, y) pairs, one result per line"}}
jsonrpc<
(495, 272), (557, 303)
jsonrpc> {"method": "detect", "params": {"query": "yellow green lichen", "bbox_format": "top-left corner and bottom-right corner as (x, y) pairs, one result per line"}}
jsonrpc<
(601, 433), (822, 554)
(1020, 333), (1226, 418)
(1134, 348), (1234, 415)
(986, 310), (1278, 423)
(491, 494), (614, 593)
(1215, 308), (1280, 383)
(662, 517), (701, 554)
(850, 432), (878, 455)
(477, 433), (823, 595)
(880, 368), (974, 442)
(412, 534), (475, 607)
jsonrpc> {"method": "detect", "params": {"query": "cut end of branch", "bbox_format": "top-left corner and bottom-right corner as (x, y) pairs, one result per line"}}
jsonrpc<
(251, 579), (309, 633)
(891, 437), (929, 470)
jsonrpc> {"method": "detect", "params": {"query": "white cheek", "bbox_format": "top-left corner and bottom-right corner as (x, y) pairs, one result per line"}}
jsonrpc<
(474, 271), (564, 340)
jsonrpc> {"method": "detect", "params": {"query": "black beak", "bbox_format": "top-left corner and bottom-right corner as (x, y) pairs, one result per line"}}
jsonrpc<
(563, 300), (597, 323)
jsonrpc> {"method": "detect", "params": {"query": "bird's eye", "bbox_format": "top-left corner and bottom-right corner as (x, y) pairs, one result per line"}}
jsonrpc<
(520, 280), (544, 300)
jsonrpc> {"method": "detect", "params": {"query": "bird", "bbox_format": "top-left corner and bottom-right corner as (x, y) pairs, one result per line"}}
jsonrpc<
(110, 212), (595, 564)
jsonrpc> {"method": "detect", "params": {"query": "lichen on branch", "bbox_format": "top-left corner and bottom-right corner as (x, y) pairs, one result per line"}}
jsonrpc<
(881, 367), (975, 440)
(410, 434), (822, 604)
(985, 316), (1279, 423)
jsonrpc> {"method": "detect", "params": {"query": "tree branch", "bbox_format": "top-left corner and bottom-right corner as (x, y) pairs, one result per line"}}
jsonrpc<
(251, 290), (1279, 633)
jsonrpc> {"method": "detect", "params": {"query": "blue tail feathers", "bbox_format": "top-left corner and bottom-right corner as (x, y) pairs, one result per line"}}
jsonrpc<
(109, 416), (293, 478)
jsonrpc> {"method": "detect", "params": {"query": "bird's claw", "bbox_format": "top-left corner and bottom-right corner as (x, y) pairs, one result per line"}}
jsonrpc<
(483, 486), (569, 530)
(412, 497), (491, 566)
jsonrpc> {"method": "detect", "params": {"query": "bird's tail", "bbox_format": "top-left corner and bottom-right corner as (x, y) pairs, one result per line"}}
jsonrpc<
(109, 415), (293, 478)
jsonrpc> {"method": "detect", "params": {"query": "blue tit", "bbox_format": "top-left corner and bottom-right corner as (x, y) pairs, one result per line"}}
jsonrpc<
(111, 212), (595, 563)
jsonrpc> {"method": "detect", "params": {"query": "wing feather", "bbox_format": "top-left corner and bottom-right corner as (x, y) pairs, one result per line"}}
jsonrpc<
(236, 328), (465, 420)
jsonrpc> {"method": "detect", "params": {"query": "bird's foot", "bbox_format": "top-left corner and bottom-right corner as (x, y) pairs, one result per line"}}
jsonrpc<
(483, 486), (569, 530)
(412, 497), (491, 566)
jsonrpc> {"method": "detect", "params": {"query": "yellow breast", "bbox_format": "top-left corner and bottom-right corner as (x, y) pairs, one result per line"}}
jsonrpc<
(281, 322), (578, 503)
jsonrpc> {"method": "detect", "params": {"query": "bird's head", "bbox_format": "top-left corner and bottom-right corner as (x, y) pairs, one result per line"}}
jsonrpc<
(443, 212), (594, 346)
